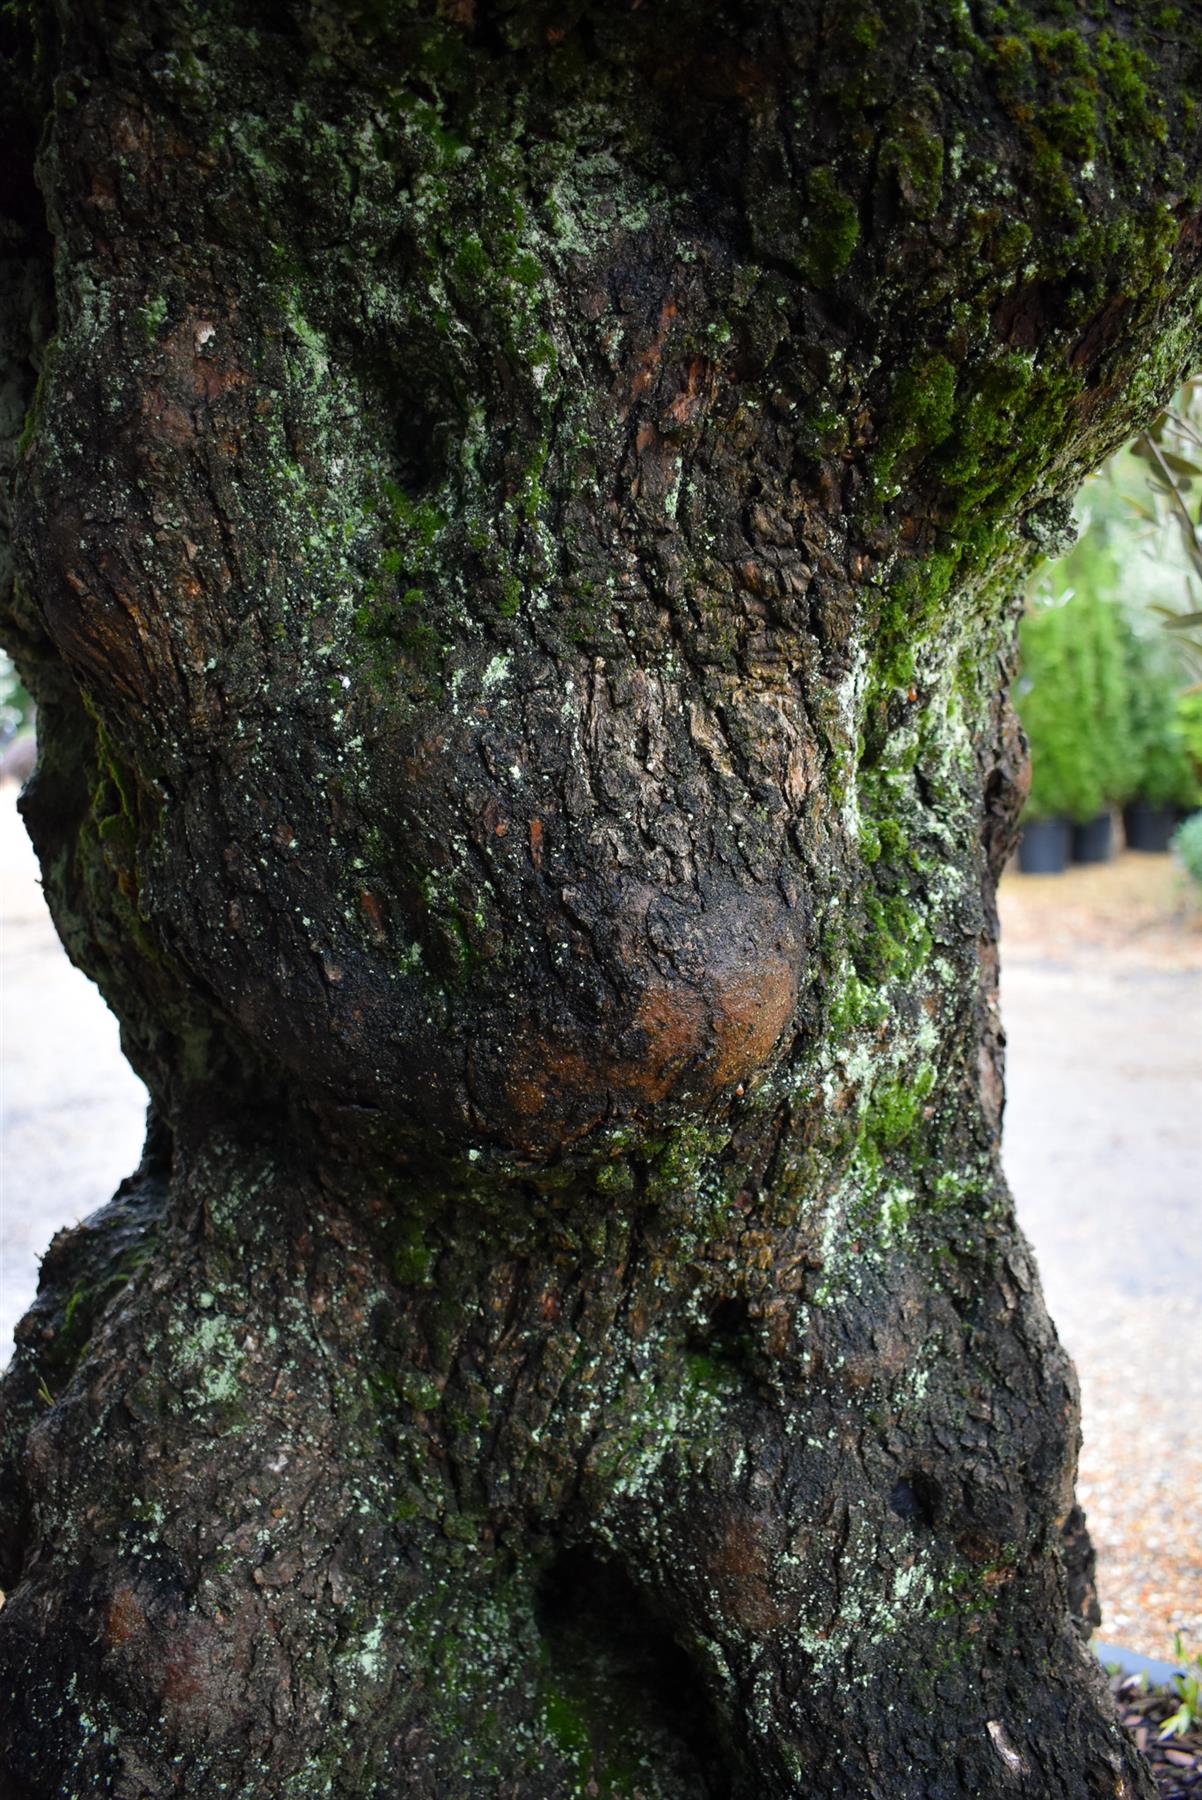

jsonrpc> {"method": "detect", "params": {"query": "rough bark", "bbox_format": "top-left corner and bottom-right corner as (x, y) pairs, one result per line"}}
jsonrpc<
(1, 2), (1199, 1795)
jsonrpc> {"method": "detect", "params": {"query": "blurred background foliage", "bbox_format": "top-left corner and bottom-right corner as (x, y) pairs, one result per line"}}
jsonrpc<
(0, 648), (30, 747)
(1016, 377), (1202, 842)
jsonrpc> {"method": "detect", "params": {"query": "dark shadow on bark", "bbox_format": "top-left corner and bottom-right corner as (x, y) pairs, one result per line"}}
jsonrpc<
(534, 1545), (734, 1798)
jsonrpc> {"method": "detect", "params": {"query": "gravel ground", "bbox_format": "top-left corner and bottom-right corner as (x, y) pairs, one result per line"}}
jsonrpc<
(1, 787), (1199, 1663)
(0, 786), (148, 1355)
(999, 852), (1202, 1663)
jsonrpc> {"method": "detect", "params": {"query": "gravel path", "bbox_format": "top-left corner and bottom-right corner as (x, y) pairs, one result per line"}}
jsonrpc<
(999, 855), (1202, 1663)
(1, 788), (1199, 1659)
(0, 787), (148, 1355)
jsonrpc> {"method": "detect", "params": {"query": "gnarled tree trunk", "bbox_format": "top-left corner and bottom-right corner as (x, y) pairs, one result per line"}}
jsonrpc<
(2, 2), (1199, 1794)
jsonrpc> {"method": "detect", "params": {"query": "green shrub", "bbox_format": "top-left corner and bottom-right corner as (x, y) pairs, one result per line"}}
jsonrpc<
(1173, 810), (1202, 892)
(1017, 596), (1092, 820)
(1121, 625), (1201, 810)
(1016, 547), (1133, 821)
(1178, 691), (1202, 773)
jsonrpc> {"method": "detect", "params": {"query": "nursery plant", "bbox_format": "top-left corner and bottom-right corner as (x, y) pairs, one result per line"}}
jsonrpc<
(1016, 535), (1133, 825)
(1120, 624), (1201, 813)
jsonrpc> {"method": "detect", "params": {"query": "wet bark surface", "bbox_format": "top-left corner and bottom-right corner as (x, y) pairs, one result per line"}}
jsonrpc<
(1, 2), (1200, 1794)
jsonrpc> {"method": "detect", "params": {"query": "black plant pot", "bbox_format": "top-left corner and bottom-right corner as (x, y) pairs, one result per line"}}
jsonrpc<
(1018, 817), (1070, 873)
(1123, 800), (1177, 854)
(1071, 812), (1113, 864)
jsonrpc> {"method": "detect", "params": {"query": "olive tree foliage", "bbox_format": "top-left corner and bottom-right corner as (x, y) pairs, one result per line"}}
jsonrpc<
(0, 2), (1199, 1796)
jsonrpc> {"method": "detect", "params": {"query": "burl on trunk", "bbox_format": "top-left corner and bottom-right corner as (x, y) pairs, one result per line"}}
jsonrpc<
(1, 3), (1198, 1795)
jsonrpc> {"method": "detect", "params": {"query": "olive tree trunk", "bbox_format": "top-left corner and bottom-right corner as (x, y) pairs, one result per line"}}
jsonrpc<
(2, 2), (1199, 1794)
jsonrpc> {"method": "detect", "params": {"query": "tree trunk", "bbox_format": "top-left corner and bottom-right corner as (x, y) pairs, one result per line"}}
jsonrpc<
(1, 3), (1199, 1794)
